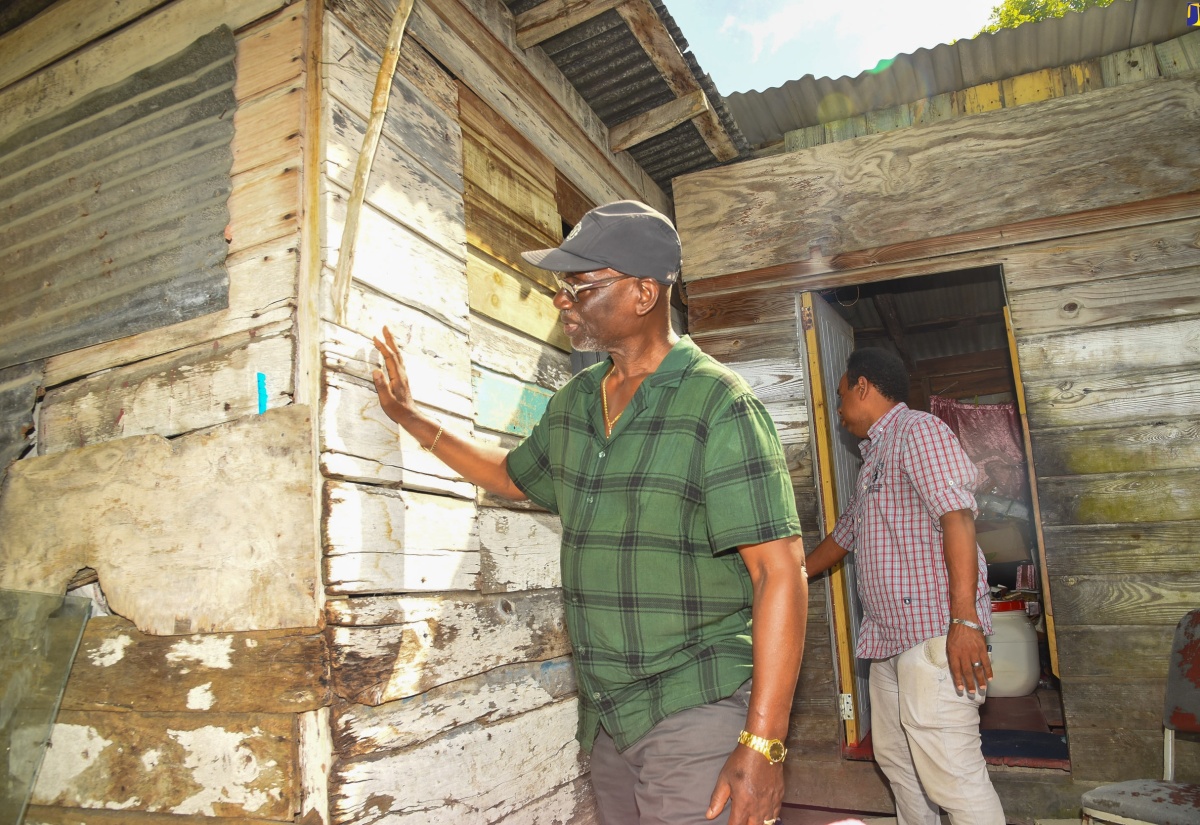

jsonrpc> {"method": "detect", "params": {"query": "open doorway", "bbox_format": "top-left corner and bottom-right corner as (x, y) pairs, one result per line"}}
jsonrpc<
(801, 265), (1069, 770)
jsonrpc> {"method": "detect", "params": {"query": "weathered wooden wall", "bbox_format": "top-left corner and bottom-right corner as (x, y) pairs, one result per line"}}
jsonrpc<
(23, 616), (329, 824)
(317, 0), (669, 821)
(0, 0), (328, 821)
(1004, 215), (1200, 783)
(675, 59), (1200, 285)
(674, 38), (1200, 822)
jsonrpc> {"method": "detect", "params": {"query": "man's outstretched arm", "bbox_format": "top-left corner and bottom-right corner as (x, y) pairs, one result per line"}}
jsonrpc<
(373, 326), (527, 501)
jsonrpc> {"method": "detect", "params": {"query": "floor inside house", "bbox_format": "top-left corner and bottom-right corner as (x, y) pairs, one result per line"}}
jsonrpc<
(978, 686), (1069, 769)
(780, 686), (1070, 824)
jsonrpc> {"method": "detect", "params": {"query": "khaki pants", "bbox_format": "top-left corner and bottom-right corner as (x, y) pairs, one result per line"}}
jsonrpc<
(589, 681), (751, 825)
(870, 636), (1005, 825)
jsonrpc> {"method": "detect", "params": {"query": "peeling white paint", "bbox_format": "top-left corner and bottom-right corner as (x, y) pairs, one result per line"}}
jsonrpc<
(88, 635), (132, 667)
(141, 749), (162, 771)
(166, 635), (234, 670)
(102, 797), (142, 810)
(186, 682), (215, 710)
(245, 638), (258, 648)
(168, 726), (277, 815)
(32, 724), (113, 802)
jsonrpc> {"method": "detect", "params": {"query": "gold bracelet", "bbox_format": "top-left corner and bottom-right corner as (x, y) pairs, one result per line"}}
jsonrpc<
(423, 423), (444, 453)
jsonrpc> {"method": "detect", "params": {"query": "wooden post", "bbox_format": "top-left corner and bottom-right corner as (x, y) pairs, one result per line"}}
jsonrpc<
(331, 0), (417, 324)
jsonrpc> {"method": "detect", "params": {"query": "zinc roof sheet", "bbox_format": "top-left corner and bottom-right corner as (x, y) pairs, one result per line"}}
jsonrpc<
(726, 0), (1195, 149)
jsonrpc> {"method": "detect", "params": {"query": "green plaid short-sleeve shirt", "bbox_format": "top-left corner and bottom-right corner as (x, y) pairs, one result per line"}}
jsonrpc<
(506, 336), (801, 751)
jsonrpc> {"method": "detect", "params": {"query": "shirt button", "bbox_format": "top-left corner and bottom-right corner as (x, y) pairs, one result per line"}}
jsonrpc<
(598, 451), (606, 458)
(593, 692), (601, 699)
(588, 496), (594, 503)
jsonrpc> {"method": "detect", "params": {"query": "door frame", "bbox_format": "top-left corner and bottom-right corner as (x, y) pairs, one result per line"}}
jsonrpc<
(798, 266), (1061, 758)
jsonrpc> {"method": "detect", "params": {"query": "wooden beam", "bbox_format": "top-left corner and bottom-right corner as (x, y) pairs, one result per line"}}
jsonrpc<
(614, 0), (739, 162)
(330, 0), (418, 325)
(609, 88), (708, 153)
(515, 0), (625, 49)
(682, 193), (1200, 302)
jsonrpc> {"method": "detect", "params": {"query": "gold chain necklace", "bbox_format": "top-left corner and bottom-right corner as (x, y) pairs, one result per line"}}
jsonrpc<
(601, 366), (622, 436)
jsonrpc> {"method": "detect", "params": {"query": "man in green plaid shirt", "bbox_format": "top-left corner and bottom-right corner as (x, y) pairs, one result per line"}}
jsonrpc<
(374, 201), (808, 825)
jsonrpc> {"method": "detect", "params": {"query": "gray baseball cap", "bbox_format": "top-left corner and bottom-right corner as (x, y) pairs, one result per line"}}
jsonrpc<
(521, 200), (681, 283)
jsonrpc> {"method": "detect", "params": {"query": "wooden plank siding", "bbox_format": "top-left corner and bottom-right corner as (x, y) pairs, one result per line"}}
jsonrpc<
(1004, 217), (1200, 782)
(318, 1), (592, 821)
(672, 47), (1200, 810)
(676, 72), (1200, 286)
(1, 7), (322, 823)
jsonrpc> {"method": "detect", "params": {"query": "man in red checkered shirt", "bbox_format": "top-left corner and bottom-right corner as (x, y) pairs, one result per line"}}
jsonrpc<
(807, 348), (1005, 825)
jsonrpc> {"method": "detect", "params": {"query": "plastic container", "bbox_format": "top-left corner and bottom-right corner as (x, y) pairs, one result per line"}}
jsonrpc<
(986, 600), (1039, 697)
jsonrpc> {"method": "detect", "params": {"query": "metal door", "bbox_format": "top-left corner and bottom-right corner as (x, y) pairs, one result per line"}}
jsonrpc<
(800, 292), (871, 745)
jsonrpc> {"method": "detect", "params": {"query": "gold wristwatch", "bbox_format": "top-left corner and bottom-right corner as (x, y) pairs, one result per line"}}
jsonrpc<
(738, 730), (787, 764)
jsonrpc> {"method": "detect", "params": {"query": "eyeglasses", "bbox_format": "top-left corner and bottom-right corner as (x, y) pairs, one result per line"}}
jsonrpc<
(554, 274), (637, 303)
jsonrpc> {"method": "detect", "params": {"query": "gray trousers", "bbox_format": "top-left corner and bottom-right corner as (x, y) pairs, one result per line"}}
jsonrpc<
(589, 681), (751, 825)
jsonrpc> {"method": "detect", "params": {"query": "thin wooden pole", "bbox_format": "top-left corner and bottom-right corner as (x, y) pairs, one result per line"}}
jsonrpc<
(331, 0), (416, 325)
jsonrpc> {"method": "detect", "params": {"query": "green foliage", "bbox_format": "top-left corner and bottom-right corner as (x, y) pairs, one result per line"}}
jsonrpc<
(978, 0), (1119, 35)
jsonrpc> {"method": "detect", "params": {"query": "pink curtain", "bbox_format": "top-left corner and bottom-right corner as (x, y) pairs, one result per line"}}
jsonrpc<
(929, 396), (1028, 502)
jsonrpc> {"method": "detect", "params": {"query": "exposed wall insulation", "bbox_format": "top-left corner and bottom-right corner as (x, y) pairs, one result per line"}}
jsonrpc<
(0, 26), (236, 371)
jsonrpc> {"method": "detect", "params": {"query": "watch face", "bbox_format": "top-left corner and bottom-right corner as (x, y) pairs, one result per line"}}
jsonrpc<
(767, 741), (786, 760)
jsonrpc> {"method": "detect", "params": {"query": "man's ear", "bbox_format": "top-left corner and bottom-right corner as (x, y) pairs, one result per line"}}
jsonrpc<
(633, 278), (663, 316)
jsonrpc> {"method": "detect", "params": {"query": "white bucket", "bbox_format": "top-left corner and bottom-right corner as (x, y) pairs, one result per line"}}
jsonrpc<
(986, 601), (1040, 698)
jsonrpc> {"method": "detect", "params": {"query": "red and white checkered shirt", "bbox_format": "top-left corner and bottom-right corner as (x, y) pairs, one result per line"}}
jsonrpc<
(832, 403), (992, 659)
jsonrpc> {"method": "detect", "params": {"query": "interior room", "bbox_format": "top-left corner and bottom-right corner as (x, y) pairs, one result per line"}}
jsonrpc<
(814, 265), (1069, 770)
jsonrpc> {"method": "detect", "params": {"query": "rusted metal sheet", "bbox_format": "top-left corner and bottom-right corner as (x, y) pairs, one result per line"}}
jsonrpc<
(1166, 608), (1200, 732)
(0, 26), (236, 370)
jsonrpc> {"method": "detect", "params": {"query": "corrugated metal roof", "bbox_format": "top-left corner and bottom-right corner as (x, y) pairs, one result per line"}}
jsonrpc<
(820, 267), (1008, 364)
(726, 0), (1196, 149)
(503, 0), (747, 193)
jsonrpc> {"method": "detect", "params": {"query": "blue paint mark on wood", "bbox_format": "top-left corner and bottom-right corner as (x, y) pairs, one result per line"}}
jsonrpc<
(473, 367), (553, 436)
(257, 372), (268, 414)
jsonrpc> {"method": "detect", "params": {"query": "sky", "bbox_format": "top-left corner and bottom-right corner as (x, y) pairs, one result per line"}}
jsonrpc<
(667, 0), (1003, 95)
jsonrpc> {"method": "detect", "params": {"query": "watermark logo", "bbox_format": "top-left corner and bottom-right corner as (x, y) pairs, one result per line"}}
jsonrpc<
(1189, 3), (1200, 26)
